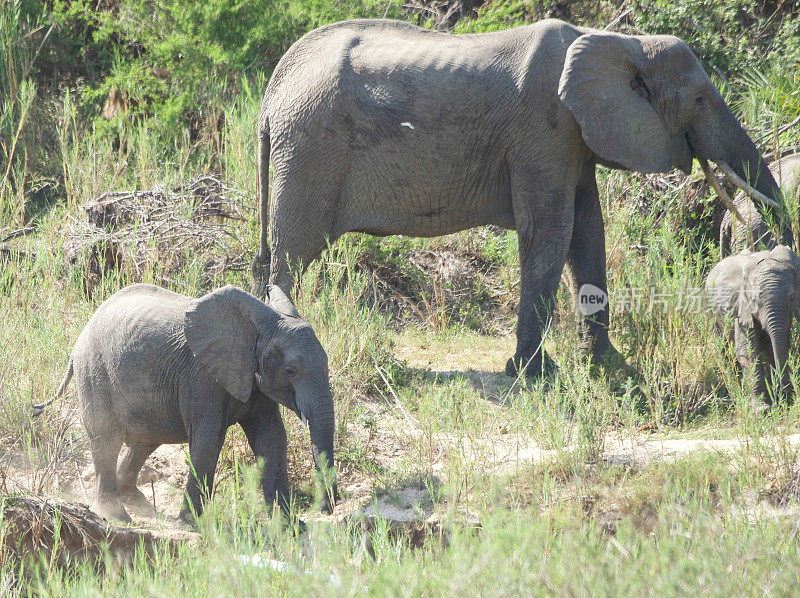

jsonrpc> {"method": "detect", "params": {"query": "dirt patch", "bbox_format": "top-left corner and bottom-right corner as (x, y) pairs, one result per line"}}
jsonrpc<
(1, 439), (192, 525)
(602, 433), (800, 469)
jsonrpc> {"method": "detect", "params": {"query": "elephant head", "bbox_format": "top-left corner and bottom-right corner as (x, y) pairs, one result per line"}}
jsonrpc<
(184, 285), (337, 511)
(748, 245), (800, 398)
(707, 245), (800, 403)
(558, 32), (781, 211)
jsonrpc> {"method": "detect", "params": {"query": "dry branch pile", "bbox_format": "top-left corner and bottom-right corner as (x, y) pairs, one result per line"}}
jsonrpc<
(0, 495), (197, 570)
(63, 176), (252, 292)
(404, 0), (467, 28)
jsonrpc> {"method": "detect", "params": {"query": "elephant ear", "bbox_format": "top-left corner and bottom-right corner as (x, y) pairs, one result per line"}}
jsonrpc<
(266, 285), (300, 318)
(185, 285), (281, 402)
(775, 246), (800, 313)
(740, 256), (769, 328)
(558, 32), (686, 174)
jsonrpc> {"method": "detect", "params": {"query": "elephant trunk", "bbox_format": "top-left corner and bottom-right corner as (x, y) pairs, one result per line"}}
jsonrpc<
(715, 107), (781, 206)
(306, 396), (338, 513)
(762, 296), (791, 400)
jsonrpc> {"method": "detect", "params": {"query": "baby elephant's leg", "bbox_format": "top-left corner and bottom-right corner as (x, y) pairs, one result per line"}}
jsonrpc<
(178, 420), (227, 525)
(87, 431), (130, 523)
(118, 442), (159, 515)
(239, 401), (290, 514)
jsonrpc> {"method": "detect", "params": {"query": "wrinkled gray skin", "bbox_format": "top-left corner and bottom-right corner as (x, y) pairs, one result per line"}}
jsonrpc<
(706, 246), (800, 405)
(720, 153), (800, 257)
(252, 18), (780, 377)
(42, 283), (336, 524)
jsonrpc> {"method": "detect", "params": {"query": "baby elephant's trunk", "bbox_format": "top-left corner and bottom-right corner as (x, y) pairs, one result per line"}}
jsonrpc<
(307, 398), (338, 513)
(763, 297), (792, 400)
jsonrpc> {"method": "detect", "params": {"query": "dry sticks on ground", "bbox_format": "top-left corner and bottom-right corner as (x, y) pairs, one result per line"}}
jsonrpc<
(63, 175), (252, 291)
(0, 495), (197, 569)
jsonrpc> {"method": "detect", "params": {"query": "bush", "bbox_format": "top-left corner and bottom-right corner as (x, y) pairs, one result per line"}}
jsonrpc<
(631, 0), (800, 77)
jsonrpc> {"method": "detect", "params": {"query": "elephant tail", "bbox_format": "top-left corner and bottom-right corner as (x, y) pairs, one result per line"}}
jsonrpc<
(251, 115), (271, 297)
(31, 359), (73, 418)
(720, 215), (732, 259)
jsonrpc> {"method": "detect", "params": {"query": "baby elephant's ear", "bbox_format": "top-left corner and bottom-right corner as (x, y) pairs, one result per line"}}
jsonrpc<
(185, 285), (280, 402)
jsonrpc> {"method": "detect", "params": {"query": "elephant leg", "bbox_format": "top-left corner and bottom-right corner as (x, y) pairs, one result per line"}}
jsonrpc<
(265, 167), (340, 297)
(507, 175), (574, 378)
(117, 441), (158, 514)
(564, 162), (622, 367)
(87, 431), (130, 523)
(179, 416), (227, 524)
(239, 400), (290, 515)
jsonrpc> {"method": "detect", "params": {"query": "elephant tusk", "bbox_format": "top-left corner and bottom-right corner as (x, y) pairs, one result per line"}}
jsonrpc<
(714, 159), (780, 208)
(698, 158), (746, 223)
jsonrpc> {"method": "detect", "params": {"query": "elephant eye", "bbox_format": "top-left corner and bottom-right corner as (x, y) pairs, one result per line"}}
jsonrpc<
(284, 364), (298, 379)
(694, 94), (705, 106)
(630, 75), (651, 101)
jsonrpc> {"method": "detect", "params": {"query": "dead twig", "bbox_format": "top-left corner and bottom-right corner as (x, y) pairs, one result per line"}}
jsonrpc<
(64, 175), (251, 292)
(604, 6), (632, 31)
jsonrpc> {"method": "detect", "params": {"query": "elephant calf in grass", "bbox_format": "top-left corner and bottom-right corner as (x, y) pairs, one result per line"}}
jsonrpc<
(706, 246), (800, 407)
(34, 283), (337, 525)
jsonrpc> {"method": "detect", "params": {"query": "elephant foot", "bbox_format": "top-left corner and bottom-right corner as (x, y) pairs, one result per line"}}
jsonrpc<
(96, 497), (132, 524)
(174, 510), (198, 530)
(590, 345), (639, 381)
(505, 350), (557, 379)
(120, 486), (154, 517)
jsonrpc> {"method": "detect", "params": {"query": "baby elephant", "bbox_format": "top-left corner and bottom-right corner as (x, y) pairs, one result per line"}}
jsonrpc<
(706, 246), (800, 405)
(35, 283), (336, 524)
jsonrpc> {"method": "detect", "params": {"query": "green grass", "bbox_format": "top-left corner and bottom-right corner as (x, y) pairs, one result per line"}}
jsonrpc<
(9, 451), (800, 595)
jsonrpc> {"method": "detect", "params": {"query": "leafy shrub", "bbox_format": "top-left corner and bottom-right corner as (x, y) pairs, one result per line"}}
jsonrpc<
(631, 0), (800, 77)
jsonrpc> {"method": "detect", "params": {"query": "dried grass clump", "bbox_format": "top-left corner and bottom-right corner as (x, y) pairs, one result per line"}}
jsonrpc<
(0, 495), (197, 570)
(63, 175), (251, 293)
(355, 229), (517, 334)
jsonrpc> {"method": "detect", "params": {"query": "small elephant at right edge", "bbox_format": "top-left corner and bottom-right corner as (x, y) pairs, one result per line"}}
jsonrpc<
(706, 245), (800, 406)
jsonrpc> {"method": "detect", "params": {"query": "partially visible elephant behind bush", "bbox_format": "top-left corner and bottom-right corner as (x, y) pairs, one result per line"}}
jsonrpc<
(34, 284), (337, 525)
(720, 153), (800, 257)
(706, 245), (800, 406)
(252, 18), (781, 378)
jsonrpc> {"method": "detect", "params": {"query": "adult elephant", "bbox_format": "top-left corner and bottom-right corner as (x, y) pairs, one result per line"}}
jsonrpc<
(252, 18), (780, 377)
